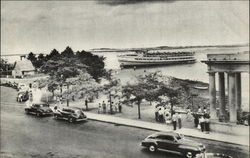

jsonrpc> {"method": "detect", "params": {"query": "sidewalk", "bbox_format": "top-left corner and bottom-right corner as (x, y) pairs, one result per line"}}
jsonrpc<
(84, 112), (249, 146)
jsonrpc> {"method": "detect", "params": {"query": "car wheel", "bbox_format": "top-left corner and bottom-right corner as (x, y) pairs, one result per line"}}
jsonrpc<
(25, 109), (29, 114)
(186, 152), (193, 158)
(68, 117), (74, 123)
(148, 145), (157, 152)
(54, 114), (58, 119)
(36, 112), (41, 117)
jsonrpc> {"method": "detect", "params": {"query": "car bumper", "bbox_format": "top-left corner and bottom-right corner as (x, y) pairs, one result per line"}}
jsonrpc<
(76, 118), (88, 121)
(41, 112), (53, 116)
(195, 152), (206, 158)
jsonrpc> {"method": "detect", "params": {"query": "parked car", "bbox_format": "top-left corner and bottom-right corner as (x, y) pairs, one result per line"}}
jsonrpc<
(141, 132), (206, 158)
(25, 103), (53, 116)
(17, 91), (29, 102)
(238, 112), (250, 126)
(53, 107), (87, 123)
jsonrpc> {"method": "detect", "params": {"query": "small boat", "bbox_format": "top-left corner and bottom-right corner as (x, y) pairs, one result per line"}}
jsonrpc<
(194, 86), (208, 90)
(117, 50), (196, 67)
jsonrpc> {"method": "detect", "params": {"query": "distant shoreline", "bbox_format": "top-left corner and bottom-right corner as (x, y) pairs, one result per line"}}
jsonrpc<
(1, 43), (249, 56)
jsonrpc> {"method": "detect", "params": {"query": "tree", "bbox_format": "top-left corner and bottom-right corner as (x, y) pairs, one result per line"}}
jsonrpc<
(61, 46), (74, 58)
(0, 58), (14, 75)
(27, 52), (37, 68)
(76, 50), (107, 82)
(41, 57), (87, 82)
(46, 49), (60, 60)
(35, 53), (46, 68)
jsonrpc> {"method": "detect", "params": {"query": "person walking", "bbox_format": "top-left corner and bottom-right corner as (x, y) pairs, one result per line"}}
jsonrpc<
(158, 107), (164, 123)
(199, 116), (205, 132)
(193, 113), (199, 128)
(102, 101), (106, 114)
(204, 114), (210, 134)
(172, 112), (178, 130)
(118, 102), (122, 113)
(177, 113), (182, 129)
(98, 103), (102, 114)
(85, 99), (88, 111)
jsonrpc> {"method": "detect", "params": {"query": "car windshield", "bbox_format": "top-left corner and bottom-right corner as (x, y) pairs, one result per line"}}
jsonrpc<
(174, 133), (184, 140)
(42, 104), (49, 107)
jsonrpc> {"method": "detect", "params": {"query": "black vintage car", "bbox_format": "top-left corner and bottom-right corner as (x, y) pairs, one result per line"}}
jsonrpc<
(25, 103), (53, 116)
(141, 132), (206, 158)
(17, 91), (29, 102)
(53, 107), (87, 123)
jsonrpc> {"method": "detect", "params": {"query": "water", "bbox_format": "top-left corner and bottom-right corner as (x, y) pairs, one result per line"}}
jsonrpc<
(93, 46), (249, 109)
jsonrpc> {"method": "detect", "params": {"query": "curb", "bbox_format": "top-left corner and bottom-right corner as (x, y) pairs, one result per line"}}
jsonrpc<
(87, 117), (249, 147)
(88, 118), (160, 132)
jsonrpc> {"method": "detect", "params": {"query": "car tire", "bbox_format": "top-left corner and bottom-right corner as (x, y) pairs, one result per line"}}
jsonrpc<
(54, 114), (58, 119)
(186, 152), (193, 158)
(36, 112), (41, 117)
(68, 117), (74, 123)
(148, 145), (157, 152)
(25, 109), (29, 114)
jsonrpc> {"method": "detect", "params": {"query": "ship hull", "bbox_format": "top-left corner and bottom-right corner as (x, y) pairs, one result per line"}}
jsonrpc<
(118, 59), (196, 67)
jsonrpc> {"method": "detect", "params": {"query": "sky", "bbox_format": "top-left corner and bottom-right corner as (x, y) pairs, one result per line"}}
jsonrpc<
(1, 0), (249, 54)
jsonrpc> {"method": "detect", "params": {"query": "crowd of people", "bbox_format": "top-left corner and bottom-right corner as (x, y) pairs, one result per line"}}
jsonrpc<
(98, 101), (122, 114)
(154, 105), (182, 130)
(192, 106), (210, 134)
(155, 105), (210, 133)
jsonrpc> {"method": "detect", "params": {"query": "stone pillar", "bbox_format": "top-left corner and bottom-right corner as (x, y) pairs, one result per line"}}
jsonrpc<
(227, 73), (229, 97)
(235, 73), (241, 111)
(218, 72), (226, 117)
(209, 72), (217, 120)
(228, 73), (237, 123)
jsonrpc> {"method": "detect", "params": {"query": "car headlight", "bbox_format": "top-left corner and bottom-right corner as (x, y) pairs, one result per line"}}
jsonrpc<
(195, 153), (204, 158)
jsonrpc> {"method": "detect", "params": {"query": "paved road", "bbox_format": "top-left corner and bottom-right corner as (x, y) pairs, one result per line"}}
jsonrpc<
(0, 86), (249, 158)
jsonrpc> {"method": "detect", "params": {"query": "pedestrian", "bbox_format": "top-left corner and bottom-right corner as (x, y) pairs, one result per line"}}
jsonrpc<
(177, 113), (182, 129)
(172, 112), (178, 130)
(118, 102), (122, 113)
(158, 107), (164, 123)
(203, 107), (207, 114)
(199, 116), (205, 132)
(164, 110), (171, 124)
(98, 103), (102, 114)
(102, 101), (106, 114)
(193, 113), (199, 128)
(186, 107), (192, 120)
(85, 99), (88, 111)
(155, 106), (159, 122)
(204, 114), (210, 134)
(114, 103), (118, 113)
(197, 106), (202, 114)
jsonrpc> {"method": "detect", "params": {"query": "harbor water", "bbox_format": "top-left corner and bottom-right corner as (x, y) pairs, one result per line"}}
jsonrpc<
(93, 46), (249, 110)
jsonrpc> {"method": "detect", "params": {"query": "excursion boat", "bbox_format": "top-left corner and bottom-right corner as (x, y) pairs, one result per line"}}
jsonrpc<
(117, 50), (196, 67)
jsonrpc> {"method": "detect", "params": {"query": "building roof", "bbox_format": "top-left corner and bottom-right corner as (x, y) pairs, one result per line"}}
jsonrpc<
(14, 59), (35, 71)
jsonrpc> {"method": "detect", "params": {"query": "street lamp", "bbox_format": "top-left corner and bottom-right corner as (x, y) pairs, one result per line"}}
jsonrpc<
(109, 91), (113, 114)
(191, 93), (198, 111)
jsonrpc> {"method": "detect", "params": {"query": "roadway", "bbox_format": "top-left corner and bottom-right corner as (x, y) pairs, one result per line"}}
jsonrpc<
(0, 86), (249, 158)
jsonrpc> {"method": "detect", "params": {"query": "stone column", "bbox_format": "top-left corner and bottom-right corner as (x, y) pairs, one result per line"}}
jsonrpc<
(228, 73), (237, 123)
(218, 72), (226, 117)
(235, 73), (241, 111)
(209, 72), (217, 120)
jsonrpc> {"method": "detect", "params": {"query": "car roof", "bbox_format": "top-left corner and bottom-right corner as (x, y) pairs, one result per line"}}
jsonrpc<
(150, 131), (180, 137)
(62, 107), (82, 111)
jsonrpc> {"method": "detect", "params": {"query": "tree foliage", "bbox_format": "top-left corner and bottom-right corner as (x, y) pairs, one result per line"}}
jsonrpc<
(27, 46), (109, 82)
(122, 71), (180, 119)
(0, 58), (14, 75)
